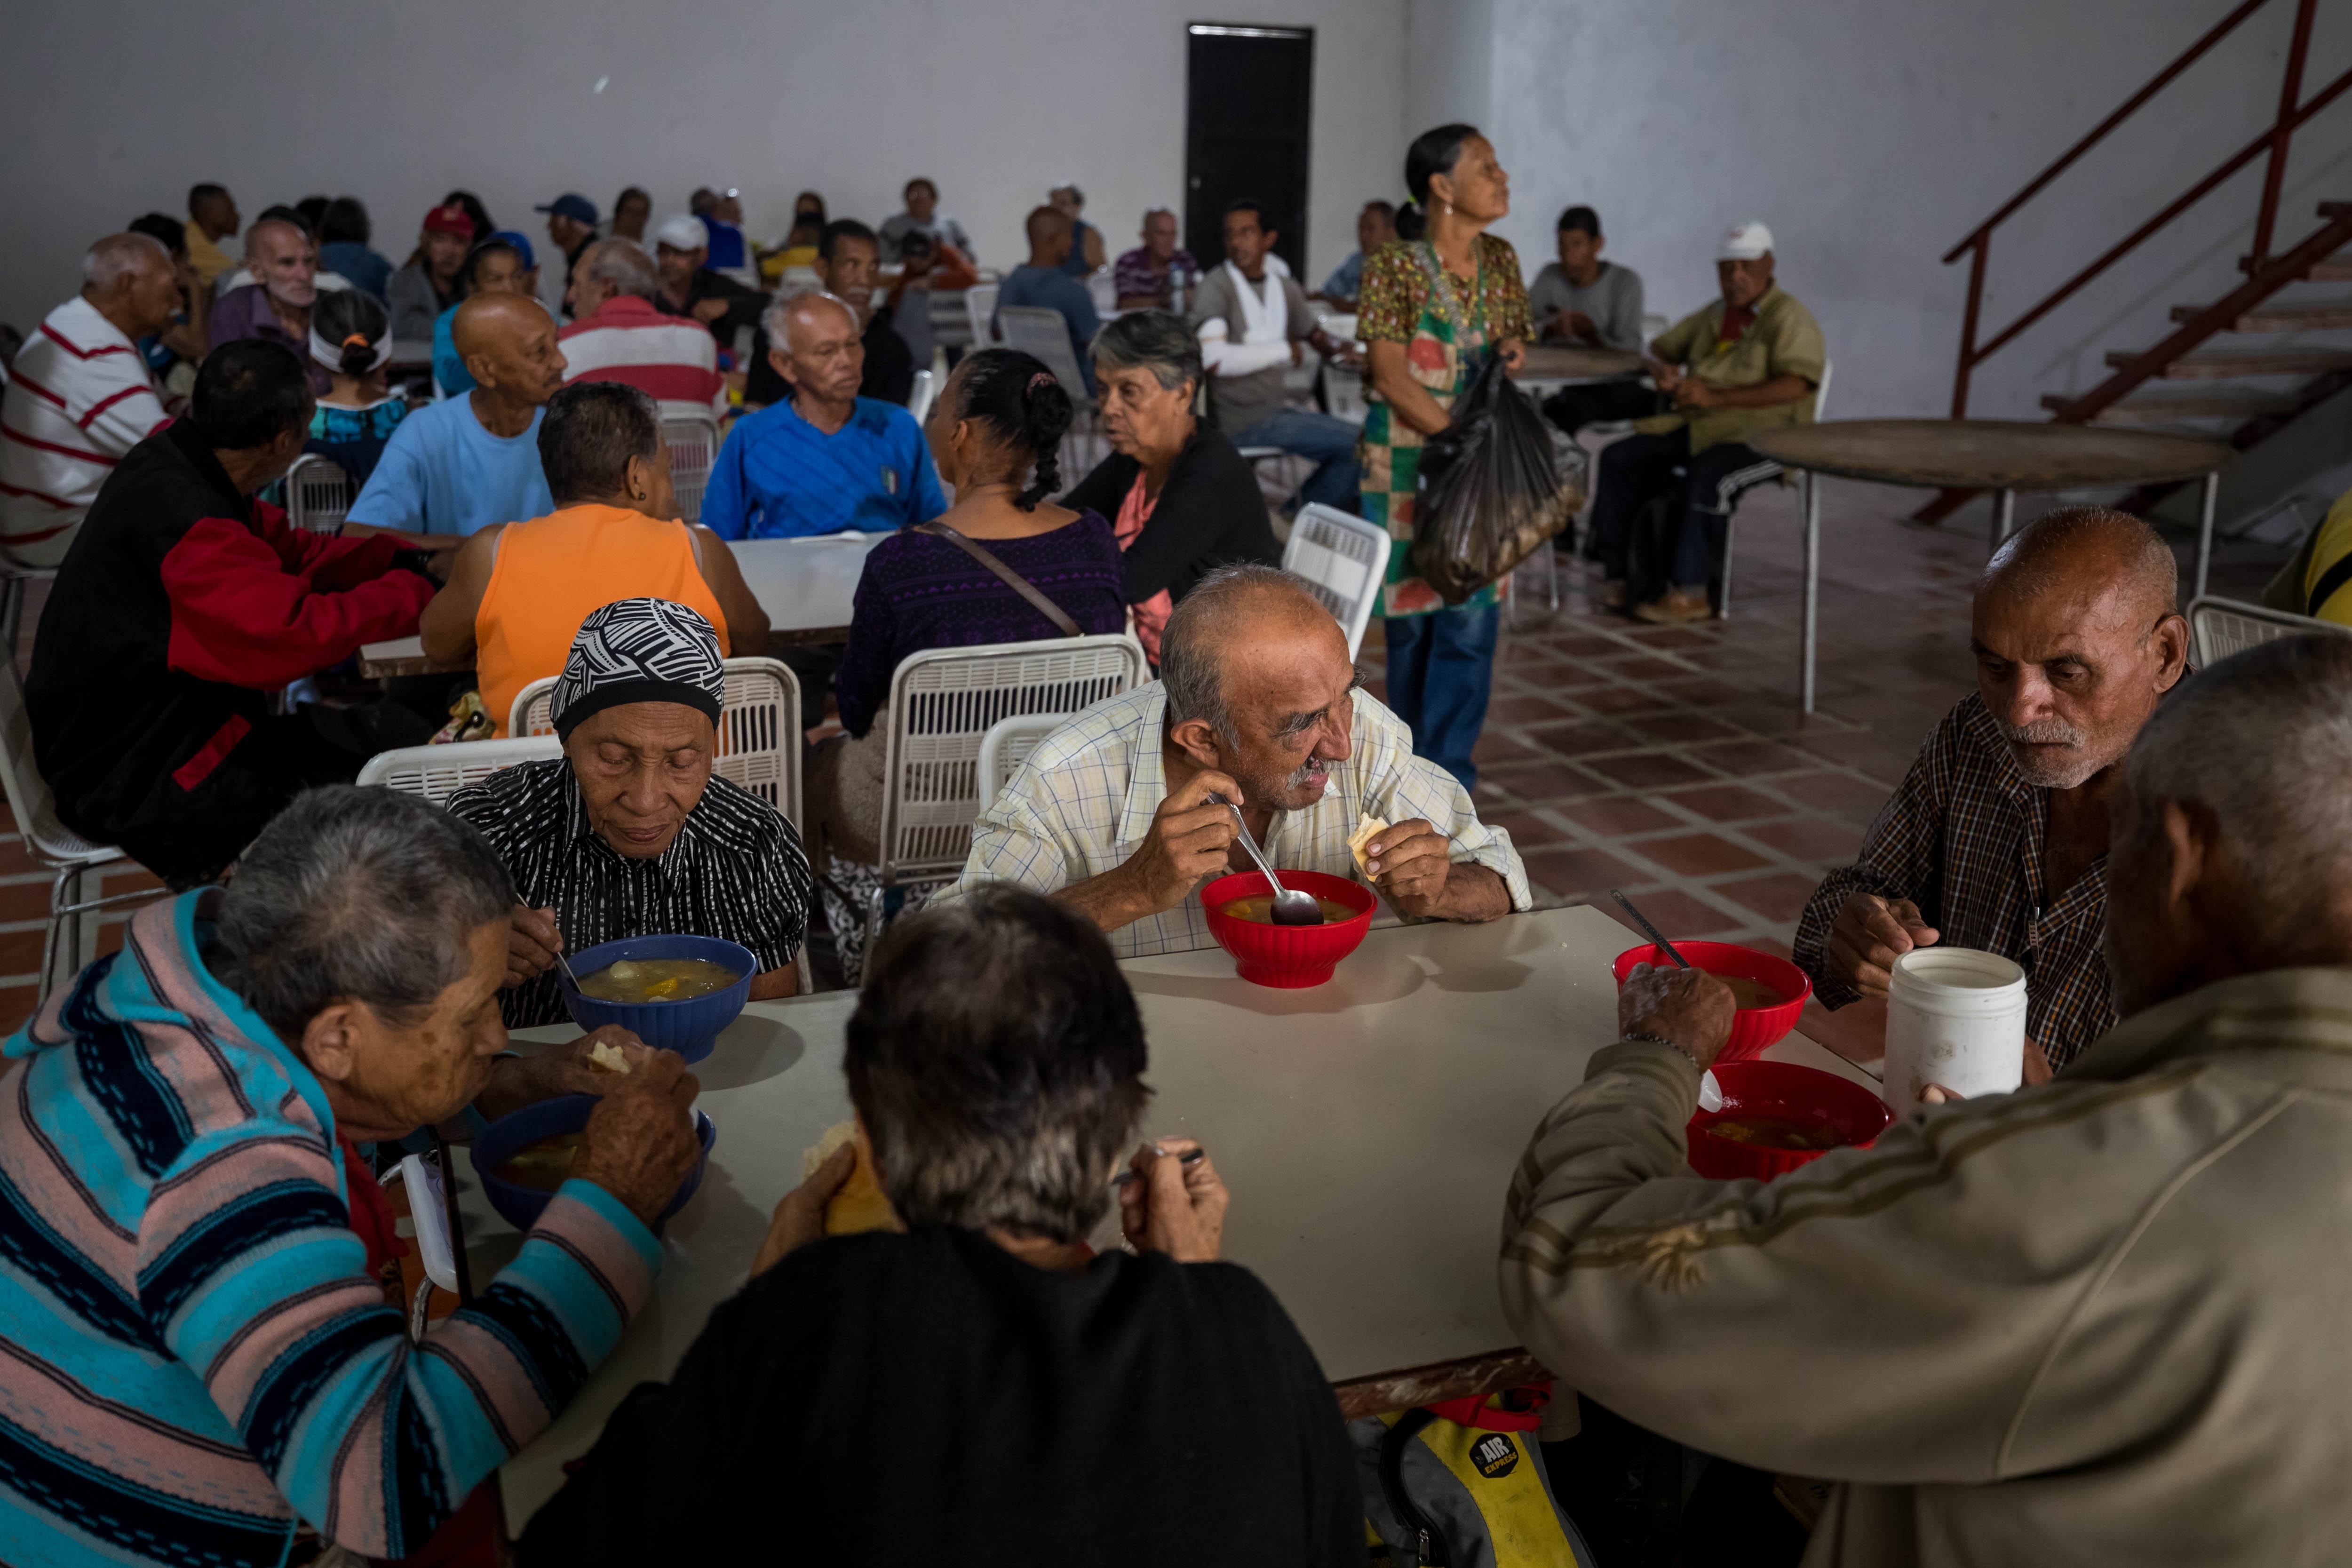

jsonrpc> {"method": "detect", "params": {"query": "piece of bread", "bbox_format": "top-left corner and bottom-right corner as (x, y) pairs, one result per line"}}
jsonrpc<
(586, 1039), (630, 1075)
(1348, 812), (1390, 875)
(803, 1120), (901, 1236)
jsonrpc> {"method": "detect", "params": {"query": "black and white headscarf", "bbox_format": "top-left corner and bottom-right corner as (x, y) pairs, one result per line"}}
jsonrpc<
(551, 597), (727, 740)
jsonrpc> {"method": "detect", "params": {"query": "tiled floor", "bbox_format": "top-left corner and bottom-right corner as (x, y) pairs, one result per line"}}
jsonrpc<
(0, 473), (2288, 1034)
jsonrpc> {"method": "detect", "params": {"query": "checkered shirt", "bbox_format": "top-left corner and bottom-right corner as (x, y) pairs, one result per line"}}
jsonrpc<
(1791, 692), (2116, 1069)
(933, 682), (1533, 958)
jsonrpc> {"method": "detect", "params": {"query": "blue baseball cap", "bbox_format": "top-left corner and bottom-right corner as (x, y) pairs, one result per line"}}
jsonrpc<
(535, 192), (599, 226)
(485, 229), (537, 269)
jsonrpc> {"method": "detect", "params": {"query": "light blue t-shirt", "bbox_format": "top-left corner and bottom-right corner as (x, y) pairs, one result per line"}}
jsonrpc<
(345, 395), (553, 537)
(700, 396), (947, 541)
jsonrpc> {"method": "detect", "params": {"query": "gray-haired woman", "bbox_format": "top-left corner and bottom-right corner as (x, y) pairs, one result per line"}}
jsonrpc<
(1063, 310), (1281, 660)
(0, 785), (704, 1563)
(518, 884), (1360, 1564)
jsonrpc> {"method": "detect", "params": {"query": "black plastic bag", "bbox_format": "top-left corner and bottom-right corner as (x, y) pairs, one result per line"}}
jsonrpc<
(1412, 354), (1581, 605)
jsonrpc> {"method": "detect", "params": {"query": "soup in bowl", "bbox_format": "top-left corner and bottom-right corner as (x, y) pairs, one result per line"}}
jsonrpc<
(1200, 870), (1377, 988)
(1609, 940), (1812, 1062)
(561, 934), (757, 1063)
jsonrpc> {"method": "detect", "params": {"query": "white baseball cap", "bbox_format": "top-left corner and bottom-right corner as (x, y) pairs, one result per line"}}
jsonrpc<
(654, 214), (709, 252)
(1719, 221), (1774, 261)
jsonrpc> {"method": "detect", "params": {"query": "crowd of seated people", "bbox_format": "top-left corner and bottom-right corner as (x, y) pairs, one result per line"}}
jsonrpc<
(432, 231), (541, 396)
(557, 236), (731, 422)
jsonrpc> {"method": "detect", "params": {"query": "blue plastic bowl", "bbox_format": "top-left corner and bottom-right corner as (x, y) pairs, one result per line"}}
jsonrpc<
(471, 1092), (715, 1234)
(559, 934), (756, 1064)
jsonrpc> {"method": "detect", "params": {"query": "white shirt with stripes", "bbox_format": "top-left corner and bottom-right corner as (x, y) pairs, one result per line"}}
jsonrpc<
(0, 296), (171, 568)
(934, 683), (1533, 958)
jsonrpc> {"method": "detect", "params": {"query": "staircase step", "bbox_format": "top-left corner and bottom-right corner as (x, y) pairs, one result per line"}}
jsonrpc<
(2239, 252), (2352, 278)
(2042, 390), (2297, 423)
(2105, 347), (2352, 377)
(2170, 299), (2352, 331)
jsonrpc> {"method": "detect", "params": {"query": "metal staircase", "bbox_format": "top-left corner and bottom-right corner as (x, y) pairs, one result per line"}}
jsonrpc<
(1921, 0), (2352, 524)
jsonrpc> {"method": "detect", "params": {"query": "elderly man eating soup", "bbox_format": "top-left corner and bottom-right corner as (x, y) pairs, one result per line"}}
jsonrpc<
(448, 597), (815, 1025)
(937, 563), (1530, 955)
(1502, 634), (2352, 1567)
(0, 785), (704, 1567)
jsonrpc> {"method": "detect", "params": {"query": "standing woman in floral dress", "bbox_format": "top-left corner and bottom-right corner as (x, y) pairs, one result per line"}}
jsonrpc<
(1356, 124), (1529, 792)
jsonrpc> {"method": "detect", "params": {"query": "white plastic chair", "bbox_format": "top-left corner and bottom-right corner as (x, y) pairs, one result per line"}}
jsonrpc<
(906, 367), (937, 424)
(871, 635), (1146, 948)
(2187, 595), (2352, 667)
(357, 737), (563, 804)
(285, 455), (356, 534)
(965, 284), (1001, 348)
(0, 657), (160, 996)
(1281, 504), (1392, 659)
(512, 657), (803, 833)
(1322, 363), (1368, 425)
(975, 712), (1066, 809)
(662, 413), (721, 525)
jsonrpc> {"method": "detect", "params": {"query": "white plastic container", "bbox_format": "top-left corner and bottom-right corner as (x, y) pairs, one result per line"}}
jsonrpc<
(1882, 947), (2028, 1108)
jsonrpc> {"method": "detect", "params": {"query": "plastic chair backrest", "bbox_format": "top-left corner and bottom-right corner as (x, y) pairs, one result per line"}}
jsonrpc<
(996, 307), (1091, 405)
(879, 635), (1145, 886)
(1323, 364), (1368, 424)
(907, 367), (937, 424)
(2186, 594), (2352, 668)
(513, 657), (804, 832)
(965, 284), (1001, 347)
(976, 712), (1066, 809)
(286, 455), (356, 534)
(663, 413), (721, 525)
(1282, 504), (1392, 659)
(357, 736), (564, 804)
(0, 654), (113, 867)
(1811, 359), (1834, 422)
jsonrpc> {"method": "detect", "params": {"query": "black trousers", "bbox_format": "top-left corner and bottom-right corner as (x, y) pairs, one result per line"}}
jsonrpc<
(1542, 379), (1663, 435)
(1588, 427), (1782, 589)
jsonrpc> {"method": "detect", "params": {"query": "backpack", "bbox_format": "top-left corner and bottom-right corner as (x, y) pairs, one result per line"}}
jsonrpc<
(1354, 1386), (1596, 1567)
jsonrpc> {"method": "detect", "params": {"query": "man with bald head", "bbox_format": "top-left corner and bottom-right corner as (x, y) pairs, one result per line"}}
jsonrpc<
(939, 563), (1531, 957)
(1792, 505), (2190, 1070)
(701, 290), (945, 540)
(208, 215), (332, 393)
(994, 205), (1102, 392)
(346, 292), (563, 538)
(0, 233), (181, 566)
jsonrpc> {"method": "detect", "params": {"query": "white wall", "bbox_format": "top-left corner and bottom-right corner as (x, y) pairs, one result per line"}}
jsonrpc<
(0, 0), (1410, 333)
(1480, 0), (2352, 423)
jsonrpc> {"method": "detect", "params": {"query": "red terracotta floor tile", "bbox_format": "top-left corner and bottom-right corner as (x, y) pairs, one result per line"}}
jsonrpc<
(1617, 712), (1743, 745)
(1484, 763), (1610, 803)
(1520, 846), (1652, 899)
(1686, 739), (1820, 778)
(1526, 720), (1639, 757)
(1768, 772), (1896, 816)
(1560, 796), (1684, 836)
(1629, 832), (1773, 876)
(1659, 783), (1786, 822)
(1486, 810), (1573, 848)
(1579, 885), (1751, 940)
(1572, 685), (1670, 717)
(1485, 692), (1583, 724)
(1581, 752), (1718, 790)
(1742, 817), (1867, 862)
(1713, 871), (1828, 923)
(1472, 729), (1544, 764)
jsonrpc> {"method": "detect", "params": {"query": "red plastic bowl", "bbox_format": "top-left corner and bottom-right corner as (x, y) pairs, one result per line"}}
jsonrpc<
(1200, 870), (1377, 988)
(1685, 1060), (1893, 1180)
(1611, 941), (1812, 1063)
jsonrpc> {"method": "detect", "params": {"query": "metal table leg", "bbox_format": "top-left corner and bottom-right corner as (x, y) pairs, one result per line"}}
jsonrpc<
(1989, 489), (2017, 552)
(1800, 471), (1820, 715)
(2193, 469), (2219, 599)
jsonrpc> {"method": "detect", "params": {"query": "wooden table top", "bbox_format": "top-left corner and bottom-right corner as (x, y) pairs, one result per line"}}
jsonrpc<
(1746, 418), (2231, 490)
(1513, 345), (1646, 381)
(482, 903), (1877, 1533)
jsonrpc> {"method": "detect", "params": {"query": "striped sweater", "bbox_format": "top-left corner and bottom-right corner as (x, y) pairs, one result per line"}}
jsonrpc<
(0, 891), (662, 1567)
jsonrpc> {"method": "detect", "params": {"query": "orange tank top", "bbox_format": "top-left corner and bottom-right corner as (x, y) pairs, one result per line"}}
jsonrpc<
(476, 503), (730, 737)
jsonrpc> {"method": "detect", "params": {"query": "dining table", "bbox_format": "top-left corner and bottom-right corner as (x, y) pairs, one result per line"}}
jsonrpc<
(356, 530), (892, 677)
(470, 901), (1878, 1536)
(1744, 419), (2232, 714)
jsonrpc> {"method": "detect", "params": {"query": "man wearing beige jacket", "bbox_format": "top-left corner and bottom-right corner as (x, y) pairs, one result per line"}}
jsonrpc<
(1502, 630), (2352, 1567)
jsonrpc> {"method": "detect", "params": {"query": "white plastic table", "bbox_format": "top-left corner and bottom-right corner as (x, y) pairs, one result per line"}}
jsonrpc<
(474, 902), (1872, 1533)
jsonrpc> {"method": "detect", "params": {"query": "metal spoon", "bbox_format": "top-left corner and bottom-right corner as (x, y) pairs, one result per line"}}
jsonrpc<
(1209, 794), (1322, 925)
(1609, 889), (1691, 969)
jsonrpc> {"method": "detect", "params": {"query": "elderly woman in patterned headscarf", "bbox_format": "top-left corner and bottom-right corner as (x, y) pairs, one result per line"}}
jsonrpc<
(445, 597), (814, 1025)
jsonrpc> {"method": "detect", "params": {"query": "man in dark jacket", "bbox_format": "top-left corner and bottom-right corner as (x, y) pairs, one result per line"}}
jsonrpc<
(29, 339), (439, 884)
(518, 886), (1360, 1566)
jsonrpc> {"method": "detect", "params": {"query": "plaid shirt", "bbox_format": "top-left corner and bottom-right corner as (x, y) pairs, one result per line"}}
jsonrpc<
(1792, 693), (2116, 1069)
(933, 682), (1532, 957)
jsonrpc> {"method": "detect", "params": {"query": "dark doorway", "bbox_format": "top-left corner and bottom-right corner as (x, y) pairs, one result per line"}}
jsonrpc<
(1185, 24), (1315, 282)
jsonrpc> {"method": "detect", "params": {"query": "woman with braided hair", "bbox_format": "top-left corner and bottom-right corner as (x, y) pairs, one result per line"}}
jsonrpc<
(812, 347), (1129, 981)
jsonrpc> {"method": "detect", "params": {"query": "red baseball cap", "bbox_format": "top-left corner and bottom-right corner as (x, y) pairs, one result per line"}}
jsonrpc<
(422, 203), (476, 239)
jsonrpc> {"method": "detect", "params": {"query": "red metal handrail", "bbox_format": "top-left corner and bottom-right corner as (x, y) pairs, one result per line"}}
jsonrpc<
(1943, 0), (2325, 416)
